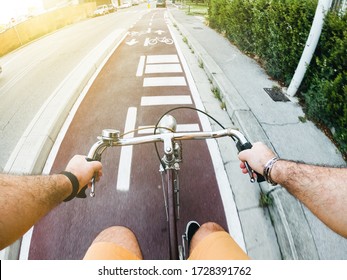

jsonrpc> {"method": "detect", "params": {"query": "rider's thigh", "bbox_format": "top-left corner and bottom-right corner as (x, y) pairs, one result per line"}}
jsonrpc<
(83, 226), (143, 260)
(188, 222), (250, 260)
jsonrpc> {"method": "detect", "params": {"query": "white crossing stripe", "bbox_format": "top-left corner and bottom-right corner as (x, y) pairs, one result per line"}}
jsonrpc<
(137, 124), (200, 135)
(143, 77), (186, 87)
(141, 95), (192, 106)
(146, 55), (179, 64)
(116, 107), (137, 192)
(145, 64), (182, 74)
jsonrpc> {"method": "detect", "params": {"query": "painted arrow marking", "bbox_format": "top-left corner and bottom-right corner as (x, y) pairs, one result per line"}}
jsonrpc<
(126, 39), (138, 46)
(154, 30), (165, 35)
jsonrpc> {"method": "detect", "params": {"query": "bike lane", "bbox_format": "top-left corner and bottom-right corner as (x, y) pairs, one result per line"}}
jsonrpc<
(27, 9), (229, 260)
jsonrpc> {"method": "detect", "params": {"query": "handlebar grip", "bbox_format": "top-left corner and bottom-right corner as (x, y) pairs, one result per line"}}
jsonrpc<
(236, 141), (265, 183)
(76, 186), (88, 198)
(75, 157), (98, 199)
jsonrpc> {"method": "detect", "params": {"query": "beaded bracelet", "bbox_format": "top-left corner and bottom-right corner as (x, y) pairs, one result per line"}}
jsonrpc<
(60, 171), (80, 202)
(263, 157), (279, 186)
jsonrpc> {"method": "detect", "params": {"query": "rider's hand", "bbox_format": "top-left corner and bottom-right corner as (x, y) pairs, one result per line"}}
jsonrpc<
(238, 142), (276, 175)
(65, 155), (103, 192)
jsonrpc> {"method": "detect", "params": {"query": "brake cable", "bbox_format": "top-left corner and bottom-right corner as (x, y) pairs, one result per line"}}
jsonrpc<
(153, 106), (237, 171)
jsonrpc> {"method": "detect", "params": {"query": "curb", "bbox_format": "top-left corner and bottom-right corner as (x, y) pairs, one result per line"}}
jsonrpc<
(1, 28), (127, 260)
(168, 10), (319, 259)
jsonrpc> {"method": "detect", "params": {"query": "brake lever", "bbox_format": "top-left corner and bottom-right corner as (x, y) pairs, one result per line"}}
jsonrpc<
(244, 161), (256, 183)
(236, 141), (265, 183)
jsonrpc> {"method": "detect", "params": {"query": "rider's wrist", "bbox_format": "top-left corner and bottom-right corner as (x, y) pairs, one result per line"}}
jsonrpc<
(263, 157), (279, 186)
(60, 171), (79, 202)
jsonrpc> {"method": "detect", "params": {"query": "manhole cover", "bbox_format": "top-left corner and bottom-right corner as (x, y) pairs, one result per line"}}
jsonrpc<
(264, 88), (290, 102)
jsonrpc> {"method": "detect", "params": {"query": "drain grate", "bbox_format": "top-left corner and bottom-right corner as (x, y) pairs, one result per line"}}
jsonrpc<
(264, 88), (290, 102)
(193, 27), (203, 30)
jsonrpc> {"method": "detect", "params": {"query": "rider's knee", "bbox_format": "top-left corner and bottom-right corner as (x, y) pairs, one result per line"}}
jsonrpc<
(93, 226), (135, 242)
(189, 222), (226, 254)
(92, 226), (143, 259)
(199, 222), (225, 233)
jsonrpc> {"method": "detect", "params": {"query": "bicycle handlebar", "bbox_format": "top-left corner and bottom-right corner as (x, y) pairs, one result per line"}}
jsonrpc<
(77, 126), (264, 198)
(88, 128), (248, 158)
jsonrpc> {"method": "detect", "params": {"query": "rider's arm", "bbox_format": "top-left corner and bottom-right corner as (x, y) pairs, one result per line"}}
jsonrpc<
(238, 142), (347, 238)
(0, 155), (102, 250)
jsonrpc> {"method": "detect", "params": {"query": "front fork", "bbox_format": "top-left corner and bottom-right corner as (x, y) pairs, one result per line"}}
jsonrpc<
(160, 166), (180, 222)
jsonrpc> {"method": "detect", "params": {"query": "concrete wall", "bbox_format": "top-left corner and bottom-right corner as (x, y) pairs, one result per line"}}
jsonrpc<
(0, 3), (96, 57)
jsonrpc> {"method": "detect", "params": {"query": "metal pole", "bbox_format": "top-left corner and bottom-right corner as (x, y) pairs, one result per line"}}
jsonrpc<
(287, 0), (332, 97)
(14, 25), (23, 47)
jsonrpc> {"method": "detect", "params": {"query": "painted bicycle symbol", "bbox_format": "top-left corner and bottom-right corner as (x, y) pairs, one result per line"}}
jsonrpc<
(148, 37), (174, 45)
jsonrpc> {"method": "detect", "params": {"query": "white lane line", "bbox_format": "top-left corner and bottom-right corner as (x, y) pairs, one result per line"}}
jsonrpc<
(116, 107), (137, 192)
(136, 56), (146, 76)
(145, 64), (182, 74)
(146, 54), (179, 64)
(141, 95), (192, 106)
(138, 123), (200, 135)
(143, 77), (186, 87)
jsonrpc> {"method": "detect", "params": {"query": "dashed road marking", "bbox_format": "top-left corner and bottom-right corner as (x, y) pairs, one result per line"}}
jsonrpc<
(143, 76), (186, 87)
(141, 95), (192, 106)
(146, 54), (179, 64)
(136, 55), (146, 76)
(116, 107), (137, 192)
(145, 63), (182, 74)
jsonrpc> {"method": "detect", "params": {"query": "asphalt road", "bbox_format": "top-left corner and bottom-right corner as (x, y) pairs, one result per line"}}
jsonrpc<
(0, 5), (149, 172)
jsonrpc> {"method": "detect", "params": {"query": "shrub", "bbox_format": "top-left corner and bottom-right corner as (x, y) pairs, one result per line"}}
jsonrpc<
(303, 11), (347, 154)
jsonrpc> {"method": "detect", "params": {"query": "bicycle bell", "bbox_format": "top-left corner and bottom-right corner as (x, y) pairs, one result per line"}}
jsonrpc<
(157, 115), (177, 133)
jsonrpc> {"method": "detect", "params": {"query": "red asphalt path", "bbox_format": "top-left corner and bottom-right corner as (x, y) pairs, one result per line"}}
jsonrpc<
(28, 9), (228, 260)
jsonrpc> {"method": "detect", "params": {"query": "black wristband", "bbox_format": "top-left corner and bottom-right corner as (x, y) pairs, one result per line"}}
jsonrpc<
(60, 171), (79, 202)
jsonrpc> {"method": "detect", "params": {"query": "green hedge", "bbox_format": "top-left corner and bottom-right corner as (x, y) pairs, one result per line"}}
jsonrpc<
(208, 0), (347, 156)
(304, 12), (347, 154)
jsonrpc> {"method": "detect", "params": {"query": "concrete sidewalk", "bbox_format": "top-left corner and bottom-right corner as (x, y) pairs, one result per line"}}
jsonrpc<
(168, 6), (347, 259)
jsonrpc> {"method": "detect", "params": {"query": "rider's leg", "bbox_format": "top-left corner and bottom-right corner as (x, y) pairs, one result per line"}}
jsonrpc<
(188, 222), (250, 260)
(83, 226), (143, 260)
